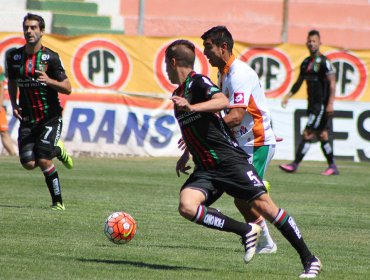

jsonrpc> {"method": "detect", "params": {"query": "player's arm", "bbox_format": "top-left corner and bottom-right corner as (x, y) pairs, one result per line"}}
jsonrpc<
(36, 52), (72, 94)
(171, 92), (228, 113)
(223, 70), (251, 128)
(281, 68), (304, 108)
(6, 56), (22, 120)
(176, 148), (191, 177)
(223, 107), (245, 128)
(8, 79), (21, 120)
(35, 70), (72, 94)
(325, 73), (336, 116)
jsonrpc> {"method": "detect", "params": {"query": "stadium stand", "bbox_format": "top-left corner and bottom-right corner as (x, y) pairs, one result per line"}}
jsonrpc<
(120, 0), (370, 50)
(0, 0), (53, 33)
(27, 0), (124, 35)
(0, 0), (123, 35)
(0, 0), (368, 49)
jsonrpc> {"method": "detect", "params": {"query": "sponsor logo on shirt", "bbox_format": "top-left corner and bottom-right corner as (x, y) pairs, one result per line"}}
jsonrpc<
(234, 92), (244, 104)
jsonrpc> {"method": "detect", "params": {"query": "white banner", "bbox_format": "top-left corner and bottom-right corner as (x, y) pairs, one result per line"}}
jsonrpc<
(269, 99), (370, 162)
(3, 96), (370, 162)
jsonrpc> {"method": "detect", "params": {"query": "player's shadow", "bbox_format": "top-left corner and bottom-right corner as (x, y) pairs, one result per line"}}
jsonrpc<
(78, 258), (210, 271)
(0, 204), (31, 209)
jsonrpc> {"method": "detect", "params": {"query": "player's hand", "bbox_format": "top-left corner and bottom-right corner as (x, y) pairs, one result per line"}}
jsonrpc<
(281, 93), (290, 108)
(12, 106), (22, 121)
(171, 96), (192, 112)
(178, 137), (187, 151)
(176, 149), (191, 177)
(326, 104), (334, 117)
(35, 70), (50, 85)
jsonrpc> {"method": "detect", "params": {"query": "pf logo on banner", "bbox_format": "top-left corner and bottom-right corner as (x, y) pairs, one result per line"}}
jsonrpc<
(0, 36), (26, 74)
(73, 39), (131, 89)
(154, 41), (210, 93)
(240, 48), (292, 98)
(326, 51), (367, 101)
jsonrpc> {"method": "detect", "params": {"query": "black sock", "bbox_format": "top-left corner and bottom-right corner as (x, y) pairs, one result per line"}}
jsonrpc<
(53, 146), (61, 158)
(273, 208), (312, 264)
(294, 139), (311, 164)
(43, 164), (63, 204)
(320, 140), (334, 165)
(192, 205), (251, 236)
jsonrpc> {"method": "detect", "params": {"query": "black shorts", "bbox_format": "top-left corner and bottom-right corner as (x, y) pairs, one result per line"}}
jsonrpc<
(18, 116), (62, 164)
(181, 161), (267, 206)
(306, 105), (330, 131)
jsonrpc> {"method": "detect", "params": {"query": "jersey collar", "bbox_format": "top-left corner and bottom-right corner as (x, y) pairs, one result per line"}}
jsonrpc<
(221, 54), (235, 75)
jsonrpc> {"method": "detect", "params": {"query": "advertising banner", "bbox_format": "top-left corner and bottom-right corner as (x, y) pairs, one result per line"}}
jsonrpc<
(1, 33), (369, 100)
(3, 94), (370, 162)
(1, 33), (369, 161)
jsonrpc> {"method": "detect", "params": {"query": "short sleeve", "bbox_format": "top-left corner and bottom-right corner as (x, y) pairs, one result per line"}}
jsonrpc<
(324, 57), (336, 76)
(49, 52), (68, 82)
(5, 52), (15, 80)
(196, 75), (221, 100)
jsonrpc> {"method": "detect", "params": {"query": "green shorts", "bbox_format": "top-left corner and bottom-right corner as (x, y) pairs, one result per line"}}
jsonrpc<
(242, 145), (275, 179)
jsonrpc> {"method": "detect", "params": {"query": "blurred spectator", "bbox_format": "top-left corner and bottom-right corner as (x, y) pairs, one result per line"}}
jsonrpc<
(0, 65), (16, 156)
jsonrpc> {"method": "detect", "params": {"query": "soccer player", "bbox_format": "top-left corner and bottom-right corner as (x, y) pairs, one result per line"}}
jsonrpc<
(7, 13), (73, 210)
(201, 26), (276, 254)
(0, 65), (16, 156)
(168, 39), (321, 278)
(279, 29), (338, 176)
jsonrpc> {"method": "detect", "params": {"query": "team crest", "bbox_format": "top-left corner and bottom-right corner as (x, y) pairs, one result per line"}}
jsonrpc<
(314, 57), (321, 72)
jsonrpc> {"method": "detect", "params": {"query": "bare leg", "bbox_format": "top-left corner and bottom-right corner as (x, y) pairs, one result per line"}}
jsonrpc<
(0, 131), (16, 155)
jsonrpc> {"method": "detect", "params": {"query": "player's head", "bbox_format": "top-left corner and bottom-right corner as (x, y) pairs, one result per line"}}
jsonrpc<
(308, 29), (320, 39)
(201, 26), (234, 52)
(23, 13), (45, 31)
(23, 13), (45, 46)
(165, 39), (195, 84)
(306, 29), (321, 55)
(201, 26), (233, 68)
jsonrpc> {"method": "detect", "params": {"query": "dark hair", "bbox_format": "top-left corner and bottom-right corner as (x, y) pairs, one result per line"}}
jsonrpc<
(165, 39), (195, 68)
(23, 13), (45, 31)
(308, 29), (320, 38)
(201, 25), (234, 52)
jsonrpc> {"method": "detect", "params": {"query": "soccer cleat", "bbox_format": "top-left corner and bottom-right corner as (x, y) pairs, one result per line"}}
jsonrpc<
(263, 180), (271, 193)
(299, 256), (322, 278)
(241, 223), (262, 264)
(50, 202), (65, 211)
(256, 242), (277, 254)
(321, 164), (339, 176)
(279, 162), (298, 173)
(56, 140), (73, 169)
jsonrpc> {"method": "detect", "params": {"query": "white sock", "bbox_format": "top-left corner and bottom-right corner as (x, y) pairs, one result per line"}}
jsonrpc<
(258, 219), (275, 247)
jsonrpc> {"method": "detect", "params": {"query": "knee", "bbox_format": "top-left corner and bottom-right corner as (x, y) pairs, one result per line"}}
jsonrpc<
(178, 200), (199, 220)
(22, 162), (36, 170)
(303, 133), (313, 141)
(319, 131), (329, 141)
(37, 158), (52, 170)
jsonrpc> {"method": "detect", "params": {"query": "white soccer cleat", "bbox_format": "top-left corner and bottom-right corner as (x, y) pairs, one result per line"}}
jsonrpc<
(241, 223), (262, 264)
(256, 242), (277, 254)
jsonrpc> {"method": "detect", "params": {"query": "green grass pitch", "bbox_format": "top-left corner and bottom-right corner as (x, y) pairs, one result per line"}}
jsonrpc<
(0, 157), (369, 280)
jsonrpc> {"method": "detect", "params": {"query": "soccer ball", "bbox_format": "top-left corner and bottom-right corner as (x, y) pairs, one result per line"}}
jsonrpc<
(104, 212), (137, 244)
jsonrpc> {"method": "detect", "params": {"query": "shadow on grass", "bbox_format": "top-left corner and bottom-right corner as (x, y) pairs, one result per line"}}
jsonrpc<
(78, 258), (210, 271)
(0, 204), (31, 209)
